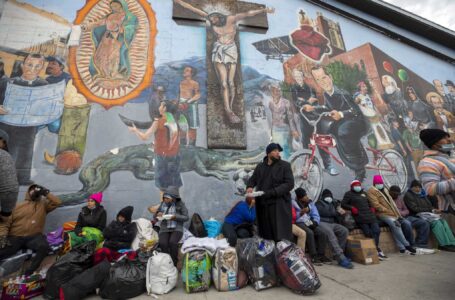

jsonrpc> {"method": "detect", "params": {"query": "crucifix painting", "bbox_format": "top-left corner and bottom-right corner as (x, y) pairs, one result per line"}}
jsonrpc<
(173, 0), (273, 149)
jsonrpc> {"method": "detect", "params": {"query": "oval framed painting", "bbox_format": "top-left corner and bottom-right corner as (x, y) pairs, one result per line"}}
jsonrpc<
(69, 0), (157, 108)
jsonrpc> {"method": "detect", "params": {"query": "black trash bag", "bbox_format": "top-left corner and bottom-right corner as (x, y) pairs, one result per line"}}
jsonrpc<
(99, 258), (146, 299)
(236, 237), (277, 291)
(60, 259), (111, 300)
(188, 213), (207, 238)
(44, 241), (96, 299)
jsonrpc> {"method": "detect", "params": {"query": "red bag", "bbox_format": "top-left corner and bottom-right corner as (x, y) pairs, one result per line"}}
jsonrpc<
(2, 273), (45, 300)
(275, 240), (321, 294)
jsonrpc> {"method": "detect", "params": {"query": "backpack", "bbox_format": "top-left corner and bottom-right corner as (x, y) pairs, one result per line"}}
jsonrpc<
(275, 240), (321, 294)
(146, 251), (178, 295)
(212, 247), (238, 291)
(188, 213), (208, 238)
(182, 250), (211, 293)
(132, 218), (159, 250)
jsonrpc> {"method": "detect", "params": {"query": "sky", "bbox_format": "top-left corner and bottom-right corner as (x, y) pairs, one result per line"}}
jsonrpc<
(382, 0), (455, 31)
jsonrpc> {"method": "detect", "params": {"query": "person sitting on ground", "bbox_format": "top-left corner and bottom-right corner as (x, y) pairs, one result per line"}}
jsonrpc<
(0, 129), (19, 227)
(404, 180), (455, 252)
(293, 188), (331, 265)
(367, 175), (417, 255)
(0, 184), (61, 275)
(292, 204), (307, 252)
(342, 180), (388, 260)
(418, 128), (455, 232)
(222, 196), (256, 247)
(67, 192), (107, 249)
(154, 192), (189, 266)
(316, 189), (353, 269)
(93, 206), (137, 264)
(389, 185), (431, 249)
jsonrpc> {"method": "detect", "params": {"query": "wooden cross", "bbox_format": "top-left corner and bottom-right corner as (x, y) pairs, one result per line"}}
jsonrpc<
(173, 0), (272, 149)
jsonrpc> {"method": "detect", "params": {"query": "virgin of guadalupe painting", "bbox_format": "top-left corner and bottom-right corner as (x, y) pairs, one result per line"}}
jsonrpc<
(69, 0), (157, 108)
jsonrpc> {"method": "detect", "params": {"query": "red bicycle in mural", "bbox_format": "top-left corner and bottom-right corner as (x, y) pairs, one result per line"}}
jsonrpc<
(290, 109), (408, 201)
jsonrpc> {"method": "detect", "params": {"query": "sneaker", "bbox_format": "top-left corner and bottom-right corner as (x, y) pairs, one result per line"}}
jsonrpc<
(319, 255), (333, 265)
(377, 250), (389, 260)
(338, 257), (354, 269)
(311, 257), (323, 266)
(405, 246), (417, 254)
(399, 249), (416, 256)
(415, 247), (436, 255)
(324, 166), (340, 176)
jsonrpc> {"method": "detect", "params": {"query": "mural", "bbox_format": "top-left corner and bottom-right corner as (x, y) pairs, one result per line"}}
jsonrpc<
(0, 0), (453, 229)
(69, 0), (157, 108)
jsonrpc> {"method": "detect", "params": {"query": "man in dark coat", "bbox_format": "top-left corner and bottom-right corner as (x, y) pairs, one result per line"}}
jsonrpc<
(247, 143), (294, 242)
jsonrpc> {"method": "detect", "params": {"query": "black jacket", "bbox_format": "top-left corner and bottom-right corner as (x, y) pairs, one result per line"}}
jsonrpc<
(316, 189), (341, 224)
(103, 206), (137, 251)
(342, 189), (377, 224)
(74, 206), (107, 235)
(403, 190), (434, 215)
(247, 157), (294, 242)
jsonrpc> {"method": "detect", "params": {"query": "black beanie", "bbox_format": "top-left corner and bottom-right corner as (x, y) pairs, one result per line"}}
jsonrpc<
(295, 187), (307, 198)
(410, 180), (422, 188)
(117, 206), (134, 222)
(266, 143), (283, 154)
(419, 129), (449, 149)
(320, 189), (333, 199)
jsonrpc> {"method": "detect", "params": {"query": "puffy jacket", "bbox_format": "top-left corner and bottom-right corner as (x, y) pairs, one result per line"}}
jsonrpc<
(342, 189), (377, 224)
(367, 187), (401, 218)
(74, 205), (107, 235)
(403, 190), (434, 215)
(316, 200), (339, 224)
(103, 206), (137, 251)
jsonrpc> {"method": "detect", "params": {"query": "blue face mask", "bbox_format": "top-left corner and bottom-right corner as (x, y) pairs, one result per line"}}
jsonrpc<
(353, 186), (362, 193)
(440, 143), (454, 154)
(375, 184), (384, 190)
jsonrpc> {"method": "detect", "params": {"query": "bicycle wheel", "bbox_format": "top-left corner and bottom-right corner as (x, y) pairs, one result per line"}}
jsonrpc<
(290, 150), (324, 201)
(377, 149), (408, 192)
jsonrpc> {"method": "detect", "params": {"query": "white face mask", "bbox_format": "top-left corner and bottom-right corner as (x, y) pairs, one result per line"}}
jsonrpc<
(324, 197), (333, 203)
(375, 184), (384, 190)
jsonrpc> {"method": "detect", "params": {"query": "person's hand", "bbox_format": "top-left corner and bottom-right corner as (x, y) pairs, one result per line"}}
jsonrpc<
(292, 131), (300, 139)
(0, 236), (10, 249)
(330, 110), (342, 121)
(308, 97), (319, 104)
(0, 105), (8, 115)
(302, 105), (314, 112)
(249, 199), (256, 208)
(170, 215), (177, 221)
(157, 212), (163, 217)
(265, 7), (275, 14)
(432, 209), (442, 214)
(128, 123), (137, 133)
(351, 207), (359, 215)
(246, 187), (254, 194)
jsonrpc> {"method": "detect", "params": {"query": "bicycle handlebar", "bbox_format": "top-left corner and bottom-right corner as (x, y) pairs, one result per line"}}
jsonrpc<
(299, 107), (331, 127)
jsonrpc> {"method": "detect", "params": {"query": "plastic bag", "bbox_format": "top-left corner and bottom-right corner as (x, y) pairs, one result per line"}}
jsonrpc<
(182, 250), (211, 293)
(99, 258), (146, 299)
(44, 241), (96, 299)
(203, 219), (222, 238)
(236, 237), (277, 291)
(46, 227), (64, 246)
(275, 240), (321, 294)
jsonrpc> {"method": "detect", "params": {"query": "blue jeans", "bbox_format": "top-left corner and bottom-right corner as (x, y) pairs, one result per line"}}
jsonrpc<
(358, 222), (381, 249)
(402, 216), (430, 247)
(379, 215), (410, 250)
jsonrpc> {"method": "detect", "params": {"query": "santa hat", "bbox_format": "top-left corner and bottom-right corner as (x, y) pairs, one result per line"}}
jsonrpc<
(350, 180), (361, 188)
(373, 175), (384, 185)
(89, 192), (103, 204)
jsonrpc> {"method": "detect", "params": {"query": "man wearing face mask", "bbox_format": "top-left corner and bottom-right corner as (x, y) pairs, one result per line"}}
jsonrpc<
(367, 175), (417, 255)
(0, 184), (61, 275)
(247, 143), (294, 243)
(404, 180), (455, 252)
(342, 180), (388, 260)
(316, 189), (353, 269)
(418, 128), (455, 232)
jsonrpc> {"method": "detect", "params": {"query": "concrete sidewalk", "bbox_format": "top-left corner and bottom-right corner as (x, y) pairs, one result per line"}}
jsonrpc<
(46, 251), (455, 300)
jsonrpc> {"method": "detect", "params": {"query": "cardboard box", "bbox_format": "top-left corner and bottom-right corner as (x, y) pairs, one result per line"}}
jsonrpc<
(346, 237), (379, 265)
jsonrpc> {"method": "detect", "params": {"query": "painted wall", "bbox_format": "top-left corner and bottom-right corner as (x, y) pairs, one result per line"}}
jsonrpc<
(0, 0), (454, 232)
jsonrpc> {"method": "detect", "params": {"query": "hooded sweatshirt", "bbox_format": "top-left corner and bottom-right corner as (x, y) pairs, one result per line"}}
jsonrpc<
(1, 192), (61, 237)
(103, 206), (137, 251)
(316, 189), (339, 224)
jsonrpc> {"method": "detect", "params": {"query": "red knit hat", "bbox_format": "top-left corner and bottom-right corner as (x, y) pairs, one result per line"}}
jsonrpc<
(350, 180), (361, 188)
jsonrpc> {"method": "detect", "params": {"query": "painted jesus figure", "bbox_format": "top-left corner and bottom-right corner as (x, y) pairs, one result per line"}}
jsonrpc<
(174, 0), (274, 124)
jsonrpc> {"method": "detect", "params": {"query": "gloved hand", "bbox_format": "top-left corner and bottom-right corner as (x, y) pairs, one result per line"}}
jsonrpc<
(351, 207), (359, 215)
(370, 207), (376, 214)
(0, 236), (11, 249)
